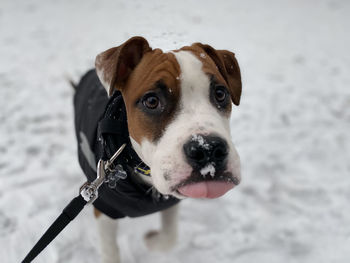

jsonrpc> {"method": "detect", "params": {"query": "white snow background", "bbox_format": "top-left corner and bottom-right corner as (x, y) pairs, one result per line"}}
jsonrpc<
(1, 0), (349, 262)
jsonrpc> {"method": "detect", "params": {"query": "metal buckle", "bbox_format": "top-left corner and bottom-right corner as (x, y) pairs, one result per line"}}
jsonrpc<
(80, 144), (126, 203)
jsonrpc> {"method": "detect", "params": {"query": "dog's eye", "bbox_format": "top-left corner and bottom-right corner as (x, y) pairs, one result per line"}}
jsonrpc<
(142, 94), (160, 109)
(214, 85), (228, 103)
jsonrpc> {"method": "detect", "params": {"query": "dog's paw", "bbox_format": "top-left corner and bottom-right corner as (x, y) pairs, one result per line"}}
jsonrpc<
(144, 230), (177, 251)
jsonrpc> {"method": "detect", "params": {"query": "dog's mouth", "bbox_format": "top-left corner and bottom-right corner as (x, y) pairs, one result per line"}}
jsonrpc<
(171, 171), (239, 199)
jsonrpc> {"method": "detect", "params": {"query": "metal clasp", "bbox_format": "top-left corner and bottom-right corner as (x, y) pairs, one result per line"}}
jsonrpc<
(80, 144), (126, 203)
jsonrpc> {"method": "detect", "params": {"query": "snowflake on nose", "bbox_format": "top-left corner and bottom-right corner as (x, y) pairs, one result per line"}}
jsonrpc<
(200, 163), (216, 178)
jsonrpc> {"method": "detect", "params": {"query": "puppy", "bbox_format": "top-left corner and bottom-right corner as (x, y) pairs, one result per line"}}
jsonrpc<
(74, 36), (242, 263)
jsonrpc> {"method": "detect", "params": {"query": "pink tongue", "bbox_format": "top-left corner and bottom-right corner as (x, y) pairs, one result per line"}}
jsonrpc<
(178, 181), (234, 199)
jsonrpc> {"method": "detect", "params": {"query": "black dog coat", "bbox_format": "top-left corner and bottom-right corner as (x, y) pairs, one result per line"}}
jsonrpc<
(73, 69), (179, 219)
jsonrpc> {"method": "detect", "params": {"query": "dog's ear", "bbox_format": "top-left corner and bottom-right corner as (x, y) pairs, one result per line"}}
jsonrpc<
(95, 36), (152, 95)
(192, 43), (242, 106)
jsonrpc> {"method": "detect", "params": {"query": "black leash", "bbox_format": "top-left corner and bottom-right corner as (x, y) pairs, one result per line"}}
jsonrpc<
(21, 144), (126, 263)
(22, 196), (87, 263)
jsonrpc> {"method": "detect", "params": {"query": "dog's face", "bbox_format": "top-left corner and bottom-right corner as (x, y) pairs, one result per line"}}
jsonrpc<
(96, 37), (241, 199)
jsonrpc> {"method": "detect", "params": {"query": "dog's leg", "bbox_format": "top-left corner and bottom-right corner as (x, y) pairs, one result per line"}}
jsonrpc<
(95, 209), (120, 263)
(144, 204), (179, 251)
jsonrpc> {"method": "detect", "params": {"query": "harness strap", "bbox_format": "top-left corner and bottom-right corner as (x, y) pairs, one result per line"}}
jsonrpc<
(22, 195), (87, 263)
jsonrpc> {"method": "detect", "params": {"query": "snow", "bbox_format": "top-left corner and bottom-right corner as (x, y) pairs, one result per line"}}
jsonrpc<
(200, 163), (216, 178)
(1, 0), (350, 262)
(191, 134), (211, 150)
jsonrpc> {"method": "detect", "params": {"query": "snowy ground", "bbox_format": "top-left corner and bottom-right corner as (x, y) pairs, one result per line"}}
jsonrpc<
(1, 0), (350, 262)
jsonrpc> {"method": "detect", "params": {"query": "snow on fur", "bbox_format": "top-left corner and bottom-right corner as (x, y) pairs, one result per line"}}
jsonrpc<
(200, 163), (216, 178)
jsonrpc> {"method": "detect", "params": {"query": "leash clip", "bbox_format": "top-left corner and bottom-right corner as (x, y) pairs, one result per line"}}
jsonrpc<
(80, 143), (126, 203)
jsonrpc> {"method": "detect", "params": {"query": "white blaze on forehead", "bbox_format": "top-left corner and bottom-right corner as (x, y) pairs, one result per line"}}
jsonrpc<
(130, 50), (241, 195)
(173, 50), (231, 133)
(174, 51), (210, 97)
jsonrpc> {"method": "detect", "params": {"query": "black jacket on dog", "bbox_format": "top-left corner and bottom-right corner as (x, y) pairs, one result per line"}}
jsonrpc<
(73, 69), (179, 219)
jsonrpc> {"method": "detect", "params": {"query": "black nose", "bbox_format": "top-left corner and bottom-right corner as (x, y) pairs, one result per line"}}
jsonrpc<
(183, 135), (228, 170)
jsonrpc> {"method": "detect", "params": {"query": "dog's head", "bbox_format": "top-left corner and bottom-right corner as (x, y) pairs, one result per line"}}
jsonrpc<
(96, 36), (242, 199)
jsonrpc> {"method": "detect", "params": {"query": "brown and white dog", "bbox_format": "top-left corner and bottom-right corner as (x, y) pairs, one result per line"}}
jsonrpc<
(93, 36), (242, 263)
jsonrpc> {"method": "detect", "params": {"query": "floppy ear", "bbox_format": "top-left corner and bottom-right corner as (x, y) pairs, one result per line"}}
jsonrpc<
(192, 43), (242, 106)
(95, 36), (152, 95)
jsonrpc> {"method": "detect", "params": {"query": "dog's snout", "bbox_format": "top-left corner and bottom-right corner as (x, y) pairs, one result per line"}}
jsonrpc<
(183, 135), (228, 170)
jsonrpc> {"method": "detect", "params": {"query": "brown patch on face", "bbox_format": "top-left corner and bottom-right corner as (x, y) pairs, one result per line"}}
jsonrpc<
(121, 49), (181, 144)
(179, 44), (242, 106)
(172, 45), (232, 114)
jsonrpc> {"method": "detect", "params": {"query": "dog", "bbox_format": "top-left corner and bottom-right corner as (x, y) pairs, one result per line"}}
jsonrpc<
(74, 36), (242, 263)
